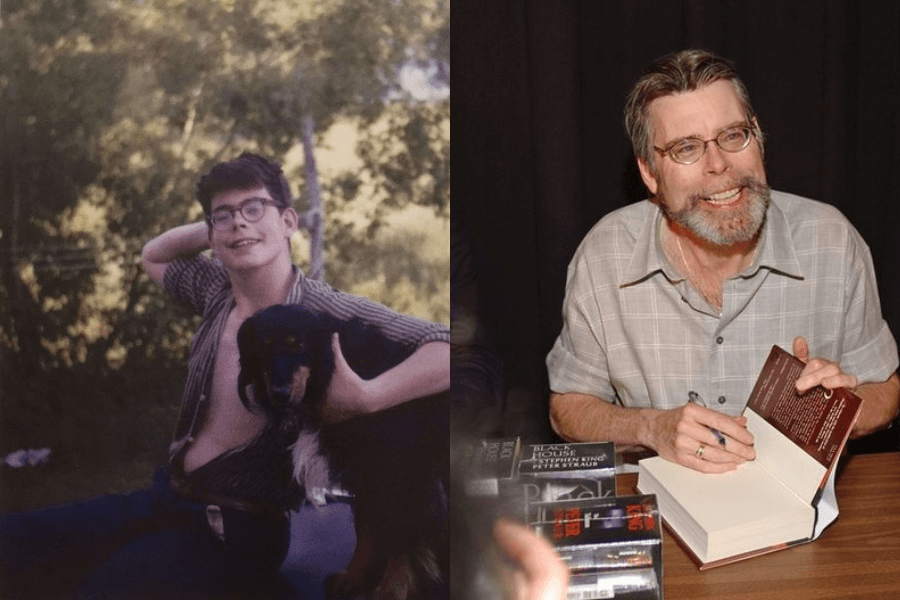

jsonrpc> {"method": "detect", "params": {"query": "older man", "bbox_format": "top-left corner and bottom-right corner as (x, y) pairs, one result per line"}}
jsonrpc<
(547, 50), (899, 473)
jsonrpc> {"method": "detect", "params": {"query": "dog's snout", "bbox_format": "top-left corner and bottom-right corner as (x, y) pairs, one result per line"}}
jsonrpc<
(272, 385), (293, 398)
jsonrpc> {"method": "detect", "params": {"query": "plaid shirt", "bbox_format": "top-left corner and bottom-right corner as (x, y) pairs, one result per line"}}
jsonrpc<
(164, 255), (450, 466)
(547, 190), (898, 416)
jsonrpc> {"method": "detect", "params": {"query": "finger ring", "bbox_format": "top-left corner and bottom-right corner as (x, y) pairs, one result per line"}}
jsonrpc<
(695, 444), (705, 459)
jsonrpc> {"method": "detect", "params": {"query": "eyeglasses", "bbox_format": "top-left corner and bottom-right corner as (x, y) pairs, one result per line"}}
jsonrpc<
(653, 125), (754, 165)
(207, 198), (278, 230)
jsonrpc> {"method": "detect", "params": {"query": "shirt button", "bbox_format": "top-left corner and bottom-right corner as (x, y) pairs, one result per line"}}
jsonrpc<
(717, 396), (727, 404)
(716, 336), (724, 344)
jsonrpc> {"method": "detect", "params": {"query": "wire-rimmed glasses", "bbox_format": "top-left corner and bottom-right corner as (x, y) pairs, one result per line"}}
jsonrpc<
(654, 125), (754, 165)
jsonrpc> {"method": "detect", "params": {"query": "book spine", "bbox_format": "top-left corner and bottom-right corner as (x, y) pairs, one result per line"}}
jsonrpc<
(463, 437), (522, 496)
(518, 442), (615, 476)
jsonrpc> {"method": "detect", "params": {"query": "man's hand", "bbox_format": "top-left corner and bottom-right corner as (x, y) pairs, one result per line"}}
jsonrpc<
(322, 333), (372, 423)
(793, 336), (859, 393)
(646, 402), (755, 474)
(550, 392), (754, 474)
(493, 519), (569, 600)
(791, 336), (900, 438)
(323, 338), (449, 424)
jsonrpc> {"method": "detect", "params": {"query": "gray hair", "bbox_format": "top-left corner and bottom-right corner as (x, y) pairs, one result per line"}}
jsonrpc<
(624, 49), (764, 169)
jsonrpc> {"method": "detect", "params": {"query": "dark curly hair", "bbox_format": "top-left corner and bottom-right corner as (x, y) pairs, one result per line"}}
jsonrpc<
(196, 153), (293, 217)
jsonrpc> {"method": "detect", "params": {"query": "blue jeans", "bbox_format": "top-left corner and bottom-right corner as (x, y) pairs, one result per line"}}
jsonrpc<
(0, 467), (290, 599)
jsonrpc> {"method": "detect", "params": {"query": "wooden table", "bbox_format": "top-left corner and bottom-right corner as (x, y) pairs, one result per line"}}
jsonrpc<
(617, 452), (900, 600)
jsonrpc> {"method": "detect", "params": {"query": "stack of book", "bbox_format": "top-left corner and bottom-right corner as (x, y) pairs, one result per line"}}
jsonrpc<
(460, 438), (663, 600)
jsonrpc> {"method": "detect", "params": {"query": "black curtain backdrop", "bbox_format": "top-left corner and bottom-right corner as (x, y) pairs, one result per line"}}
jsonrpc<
(452, 0), (900, 450)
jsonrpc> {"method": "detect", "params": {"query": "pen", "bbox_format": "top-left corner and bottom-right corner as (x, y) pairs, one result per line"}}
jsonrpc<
(688, 391), (727, 448)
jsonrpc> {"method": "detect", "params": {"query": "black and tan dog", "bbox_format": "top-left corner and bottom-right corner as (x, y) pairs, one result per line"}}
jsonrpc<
(236, 305), (448, 600)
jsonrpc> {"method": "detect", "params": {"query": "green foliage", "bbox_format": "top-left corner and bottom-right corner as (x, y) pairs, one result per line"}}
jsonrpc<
(355, 101), (450, 217)
(0, 0), (449, 510)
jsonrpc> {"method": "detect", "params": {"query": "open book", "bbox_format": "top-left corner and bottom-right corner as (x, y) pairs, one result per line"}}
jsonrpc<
(637, 345), (862, 568)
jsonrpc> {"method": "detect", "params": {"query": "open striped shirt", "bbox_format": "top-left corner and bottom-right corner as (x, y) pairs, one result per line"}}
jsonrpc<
(164, 256), (450, 466)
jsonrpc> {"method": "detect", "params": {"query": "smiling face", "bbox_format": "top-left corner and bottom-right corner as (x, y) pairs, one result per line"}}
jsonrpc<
(208, 185), (297, 273)
(638, 80), (770, 247)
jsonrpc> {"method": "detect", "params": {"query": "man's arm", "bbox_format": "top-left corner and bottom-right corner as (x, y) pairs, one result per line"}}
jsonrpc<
(549, 391), (755, 474)
(852, 374), (900, 438)
(141, 222), (210, 286)
(323, 338), (450, 422)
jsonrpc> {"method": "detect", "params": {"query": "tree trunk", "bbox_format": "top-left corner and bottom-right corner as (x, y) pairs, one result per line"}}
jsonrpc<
(300, 113), (325, 282)
(1, 178), (43, 378)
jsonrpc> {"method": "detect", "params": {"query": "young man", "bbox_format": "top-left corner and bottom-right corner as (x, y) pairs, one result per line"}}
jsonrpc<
(1, 153), (450, 599)
(546, 50), (899, 474)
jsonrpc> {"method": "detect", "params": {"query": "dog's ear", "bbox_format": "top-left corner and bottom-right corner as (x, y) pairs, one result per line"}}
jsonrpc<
(237, 368), (253, 410)
(236, 317), (259, 412)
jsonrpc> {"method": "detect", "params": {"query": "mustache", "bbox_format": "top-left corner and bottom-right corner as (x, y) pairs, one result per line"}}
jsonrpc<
(686, 176), (770, 205)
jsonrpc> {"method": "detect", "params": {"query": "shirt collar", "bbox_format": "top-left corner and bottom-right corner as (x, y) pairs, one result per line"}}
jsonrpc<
(620, 203), (670, 287)
(285, 264), (306, 304)
(620, 195), (804, 288)
(745, 197), (804, 280)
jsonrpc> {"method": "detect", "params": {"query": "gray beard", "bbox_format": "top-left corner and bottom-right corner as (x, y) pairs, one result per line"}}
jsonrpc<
(660, 177), (771, 246)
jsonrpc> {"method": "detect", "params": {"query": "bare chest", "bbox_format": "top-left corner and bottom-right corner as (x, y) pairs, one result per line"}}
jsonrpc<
(209, 313), (248, 412)
(183, 309), (267, 472)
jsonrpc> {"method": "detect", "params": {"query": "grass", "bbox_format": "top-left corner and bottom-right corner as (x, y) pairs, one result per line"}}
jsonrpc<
(1, 366), (182, 514)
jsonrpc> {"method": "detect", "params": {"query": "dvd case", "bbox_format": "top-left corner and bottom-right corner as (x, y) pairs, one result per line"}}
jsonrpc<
(458, 439), (663, 600)
(518, 442), (616, 479)
(530, 495), (663, 600)
(461, 437), (522, 496)
(517, 442), (617, 515)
